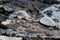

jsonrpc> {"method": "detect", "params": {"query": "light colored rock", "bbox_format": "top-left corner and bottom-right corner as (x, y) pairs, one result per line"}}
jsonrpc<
(1, 19), (13, 25)
(9, 10), (31, 20)
(40, 4), (60, 28)
(40, 16), (55, 26)
(17, 10), (31, 19)
(0, 36), (22, 40)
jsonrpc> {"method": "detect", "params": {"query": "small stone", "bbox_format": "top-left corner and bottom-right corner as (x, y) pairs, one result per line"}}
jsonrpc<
(40, 16), (55, 26)
(1, 19), (12, 25)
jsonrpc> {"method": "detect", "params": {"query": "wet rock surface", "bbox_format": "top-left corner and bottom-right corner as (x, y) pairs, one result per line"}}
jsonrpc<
(0, 0), (60, 40)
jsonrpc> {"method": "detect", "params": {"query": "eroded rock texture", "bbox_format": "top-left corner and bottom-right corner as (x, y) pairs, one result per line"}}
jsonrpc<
(0, 0), (60, 40)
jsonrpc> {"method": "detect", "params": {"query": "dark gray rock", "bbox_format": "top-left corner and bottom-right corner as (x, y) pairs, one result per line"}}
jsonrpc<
(0, 24), (8, 29)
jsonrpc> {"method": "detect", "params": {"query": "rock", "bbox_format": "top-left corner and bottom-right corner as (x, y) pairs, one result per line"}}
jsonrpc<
(1, 19), (19, 30)
(1, 19), (12, 25)
(0, 36), (22, 40)
(0, 23), (8, 29)
(0, 5), (14, 16)
(9, 10), (31, 20)
(40, 16), (55, 26)
(3, 6), (14, 13)
(41, 4), (60, 29)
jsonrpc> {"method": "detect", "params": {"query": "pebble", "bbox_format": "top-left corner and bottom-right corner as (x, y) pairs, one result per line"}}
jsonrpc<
(40, 16), (56, 26)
